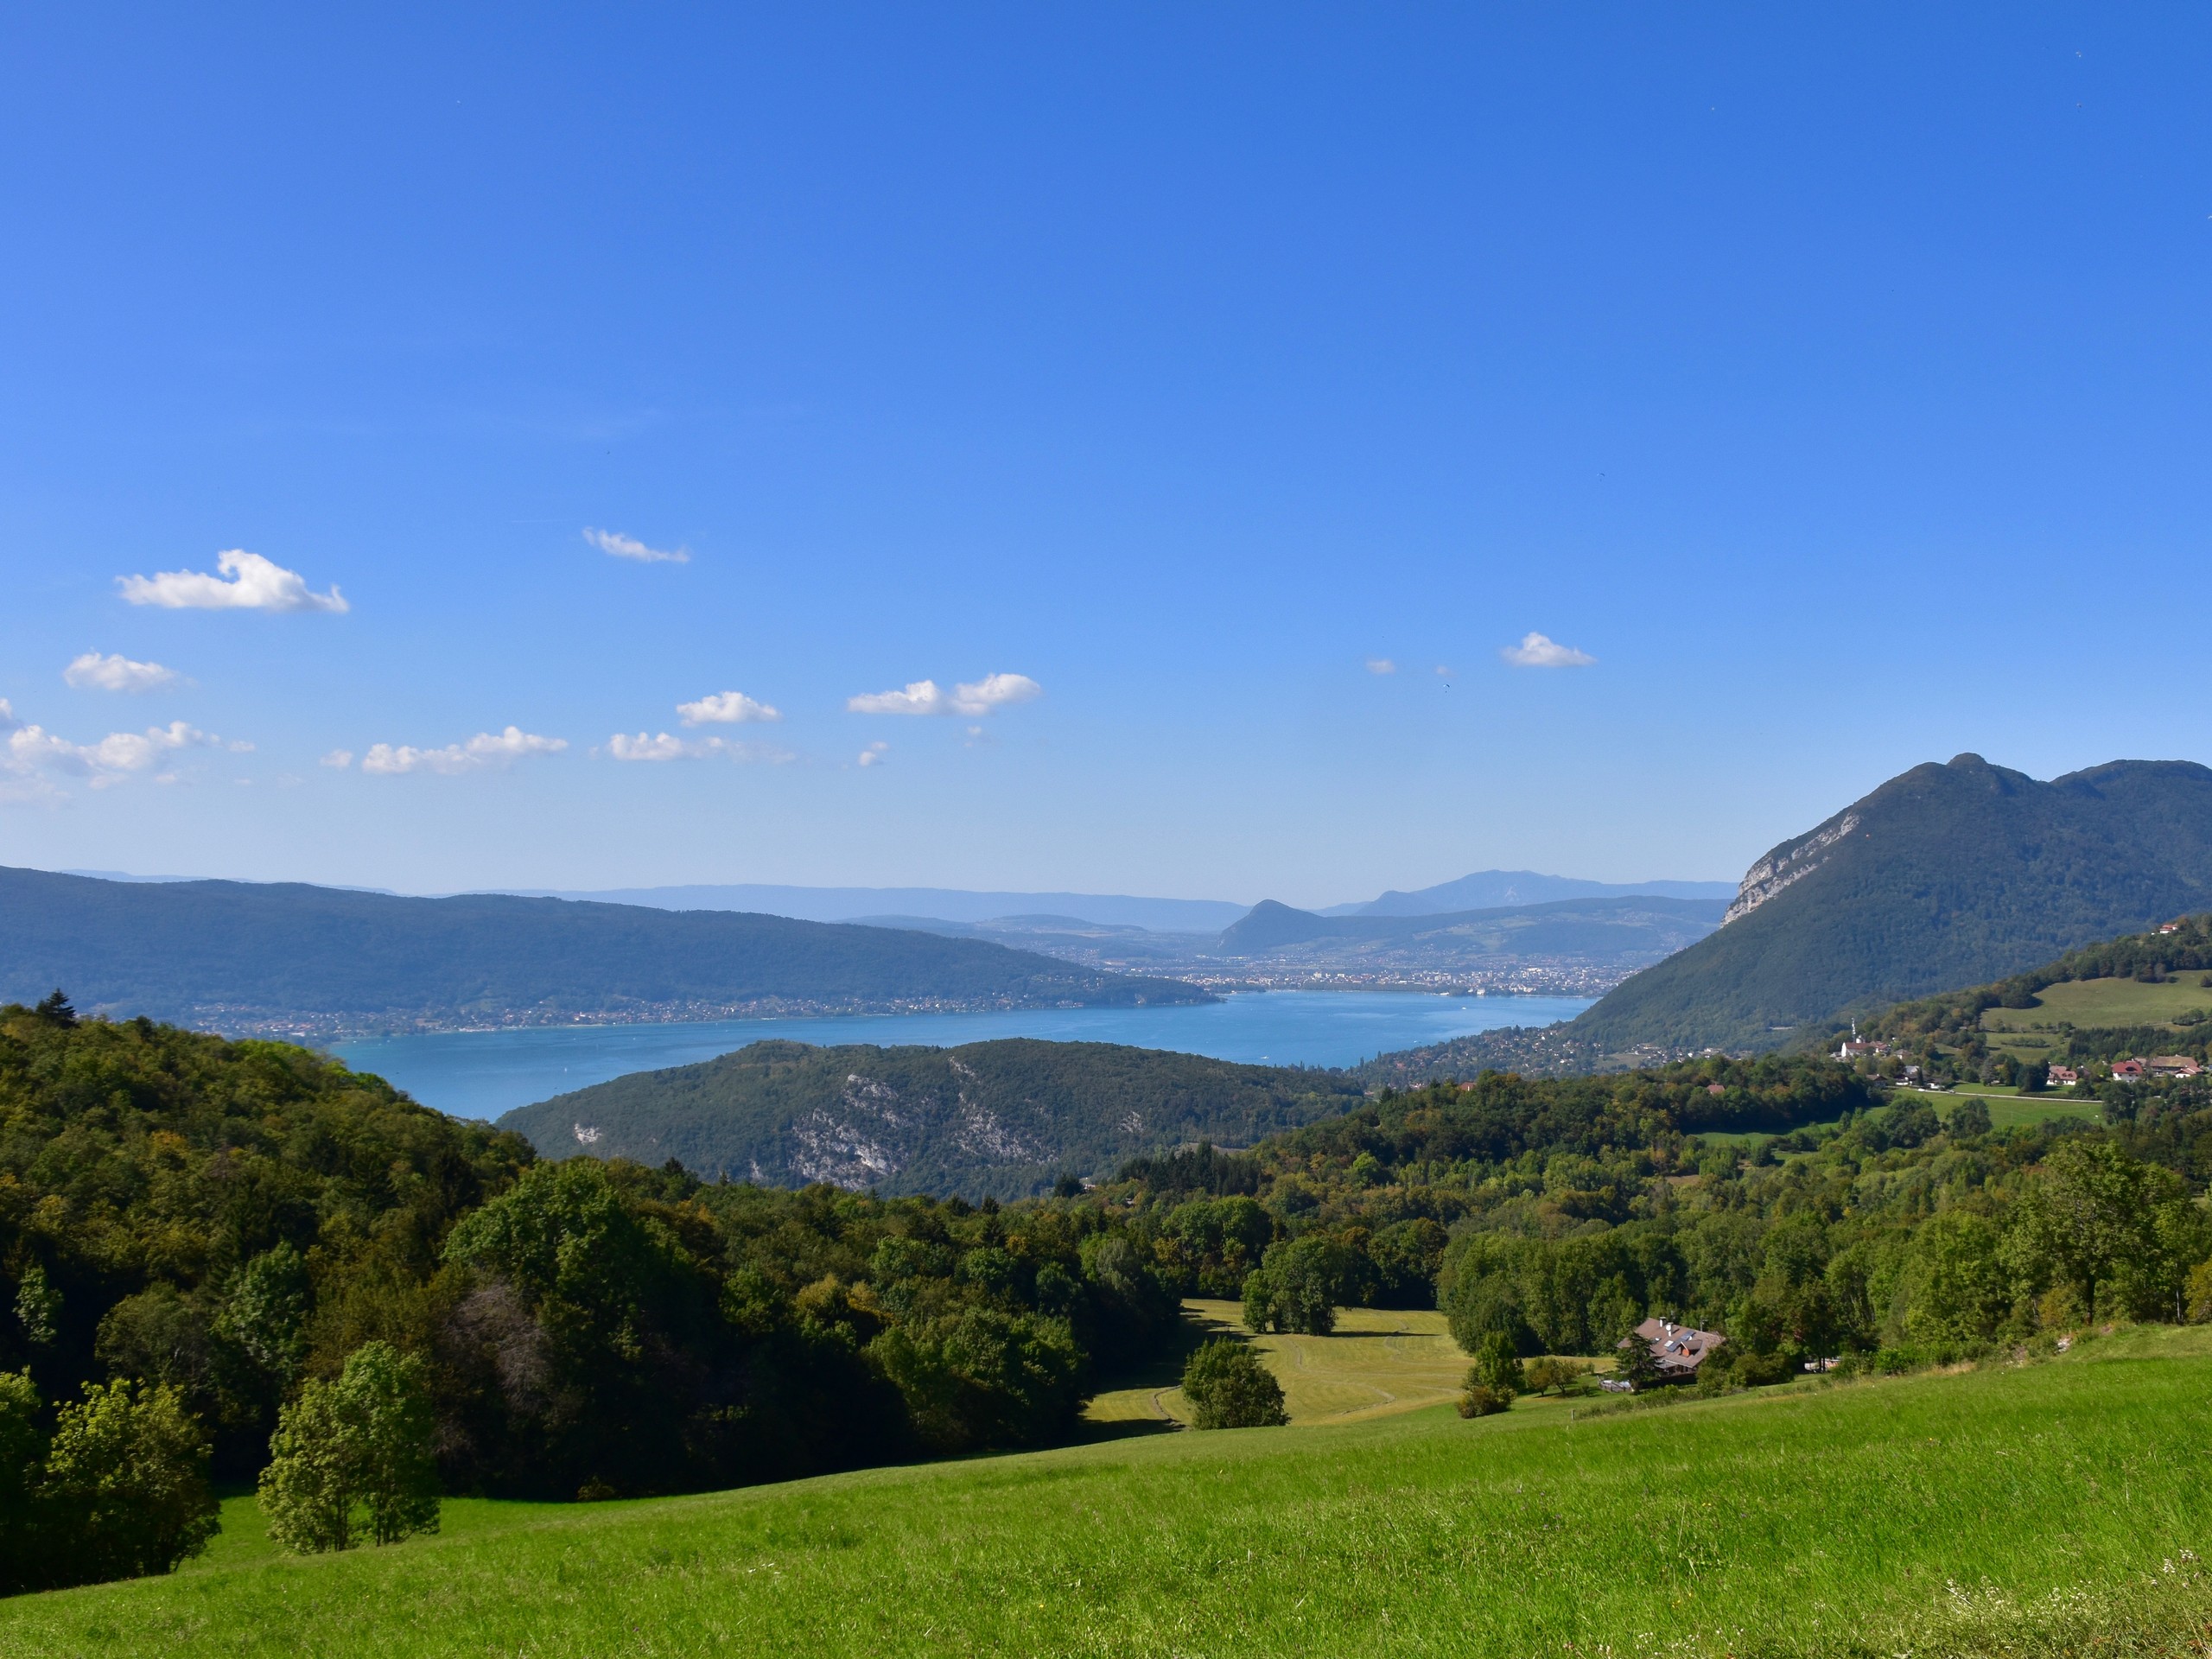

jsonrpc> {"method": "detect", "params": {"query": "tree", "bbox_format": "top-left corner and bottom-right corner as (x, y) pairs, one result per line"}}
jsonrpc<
(1179, 1338), (1287, 1428)
(35, 1378), (219, 1587)
(1470, 1331), (1525, 1396)
(2005, 1141), (2172, 1323)
(1901, 1211), (2011, 1344)
(1241, 1237), (1342, 1336)
(1613, 1328), (1662, 1392)
(1948, 1098), (1993, 1138)
(260, 1340), (440, 1554)
(1523, 1356), (1586, 1395)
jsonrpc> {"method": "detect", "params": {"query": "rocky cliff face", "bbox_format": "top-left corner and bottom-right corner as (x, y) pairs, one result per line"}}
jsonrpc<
(1721, 813), (1862, 925)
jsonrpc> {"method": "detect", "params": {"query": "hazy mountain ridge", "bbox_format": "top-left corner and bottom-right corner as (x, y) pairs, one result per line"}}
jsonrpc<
(1332, 870), (1736, 916)
(0, 868), (1212, 1039)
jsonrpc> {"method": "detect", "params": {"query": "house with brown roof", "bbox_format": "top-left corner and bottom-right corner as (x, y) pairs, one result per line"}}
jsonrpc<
(2148, 1055), (2204, 1078)
(1607, 1318), (1726, 1389)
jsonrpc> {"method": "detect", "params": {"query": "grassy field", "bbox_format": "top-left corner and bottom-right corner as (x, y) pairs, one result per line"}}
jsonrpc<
(1981, 972), (2212, 1033)
(6, 1325), (2212, 1656)
(1918, 1086), (2104, 1131)
(1694, 1084), (2101, 1150)
(1084, 1299), (1491, 1429)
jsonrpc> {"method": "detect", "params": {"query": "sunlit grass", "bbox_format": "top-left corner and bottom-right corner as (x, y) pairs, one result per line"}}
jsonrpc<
(6, 1325), (2210, 1656)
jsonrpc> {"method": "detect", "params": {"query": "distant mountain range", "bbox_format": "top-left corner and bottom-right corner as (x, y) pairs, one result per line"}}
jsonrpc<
(1321, 871), (1737, 916)
(513, 884), (1249, 934)
(0, 868), (1211, 1038)
(514, 873), (1732, 931)
(1219, 894), (1725, 956)
(497, 1038), (1364, 1200)
(1571, 755), (2212, 1053)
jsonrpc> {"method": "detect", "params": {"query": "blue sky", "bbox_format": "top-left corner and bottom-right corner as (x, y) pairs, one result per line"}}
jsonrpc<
(2, 6), (2207, 906)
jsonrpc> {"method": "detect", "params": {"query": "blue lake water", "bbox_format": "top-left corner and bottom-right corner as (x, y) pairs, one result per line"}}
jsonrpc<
(331, 991), (1592, 1123)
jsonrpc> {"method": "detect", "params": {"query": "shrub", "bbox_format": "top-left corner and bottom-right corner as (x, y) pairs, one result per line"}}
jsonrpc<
(1179, 1338), (1287, 1429)
(1458, 1380), (1512, 1417)
(260, 1341), (440, 1554)
(1733, 1350), (1792, 1387)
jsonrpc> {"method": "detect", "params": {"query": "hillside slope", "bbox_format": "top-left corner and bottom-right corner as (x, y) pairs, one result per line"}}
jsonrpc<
(0, 867), (1211, 1038)
(498, 1038), (1363, 1198)
(1572, 754), (2212, 1052)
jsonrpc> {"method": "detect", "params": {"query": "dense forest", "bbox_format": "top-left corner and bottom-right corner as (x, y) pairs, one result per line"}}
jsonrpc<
(499, 1037), (1365, 1200)
(0, 867), (1210, 1037)
(0, 1001), (1183, 1592)
(1099, 1049), (2212, 1383)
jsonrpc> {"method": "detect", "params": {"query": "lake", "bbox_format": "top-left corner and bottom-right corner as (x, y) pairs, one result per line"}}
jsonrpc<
(330, 990), (1592, 1122)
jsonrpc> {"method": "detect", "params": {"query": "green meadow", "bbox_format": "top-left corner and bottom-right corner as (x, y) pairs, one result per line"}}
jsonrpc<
(1980, 972), (2212, 1033)
(6, 1325), (2210, 1658)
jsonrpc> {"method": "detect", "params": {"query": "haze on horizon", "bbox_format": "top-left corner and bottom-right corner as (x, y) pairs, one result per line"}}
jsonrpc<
(3, 9), (2207, 908)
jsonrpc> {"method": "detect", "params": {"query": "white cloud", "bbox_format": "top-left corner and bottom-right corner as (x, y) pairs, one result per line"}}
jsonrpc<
(359, 728), (568, 776)
(607, 731), (794, 764)
(677, 690), (781, 727)
(1366, 658), (1396, 675)
(857, 741), (888, 767)
(118, 550), (348, 613)
(7, 717), (224, 785)
(321, 750), (354, 769)
(65, 652), (182, 693)
(1499, 632), (1596, 669)
(846, 672), (1042, 717)
(584, 527), (690, 564)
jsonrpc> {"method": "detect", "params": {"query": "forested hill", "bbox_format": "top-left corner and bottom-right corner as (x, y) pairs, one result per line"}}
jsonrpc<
(499, 1039), (1366, 1200)
(0, 867), (1211, 1038)
(1567, 755), (2212, 1053)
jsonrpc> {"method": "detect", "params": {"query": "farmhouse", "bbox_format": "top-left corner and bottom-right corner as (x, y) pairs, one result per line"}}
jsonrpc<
(1612, 1318), (1726, 1387)
(2147, 1055), (2204, 1078)
(2112, 1059), (2146, 1082)
(2047, 1065), (2078, 1085)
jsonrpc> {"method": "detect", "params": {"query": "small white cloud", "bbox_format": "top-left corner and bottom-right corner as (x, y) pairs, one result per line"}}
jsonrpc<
(0, 700), (17, 733)
(676, 690), (781, 727)
(118, 550), (348, 613)
(321, 750), (354, 769)
(584, 527), (690, 564)
(1367, 658), (1396, 675)
(847, 672), (1042, 717)
(1499, 632), (1596, 669)
(360, 728), (567, 776)
(7, 718), (224, 781)
(857, 741), (889, 767)
(607, 731), (793, 764)
(65, 652), (182, 693)
(1434, 664), (1453, 677)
